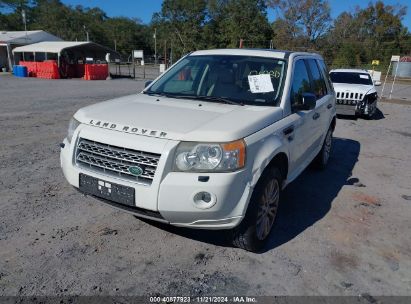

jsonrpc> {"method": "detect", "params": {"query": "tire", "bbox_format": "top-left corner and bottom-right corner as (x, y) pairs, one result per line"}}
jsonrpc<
(230, 167), (282, 252)
(365, 106), (376, 120)
(313, 127), (333, 170)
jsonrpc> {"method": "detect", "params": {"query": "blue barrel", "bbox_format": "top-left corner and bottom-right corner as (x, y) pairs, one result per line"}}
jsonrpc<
(13, 65), (20, 76)
(20, 66), (28, 77)
(13, 65), (28, 77)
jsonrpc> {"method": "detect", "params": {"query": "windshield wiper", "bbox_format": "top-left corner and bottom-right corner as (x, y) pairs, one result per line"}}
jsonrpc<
(162, 94), (243, 106)
(143, 91), (167, 97)
(143, 91), (244, 106)
(196, 95), (244, 106)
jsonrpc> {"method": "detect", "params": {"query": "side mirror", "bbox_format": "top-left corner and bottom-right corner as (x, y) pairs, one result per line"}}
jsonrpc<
(144, 80), (153, 88)
(374, 81), (381, 86)
(297, 92), (317, 110)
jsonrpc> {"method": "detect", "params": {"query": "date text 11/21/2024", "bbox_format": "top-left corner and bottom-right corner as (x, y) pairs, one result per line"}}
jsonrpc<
(149, 296), (257, 303)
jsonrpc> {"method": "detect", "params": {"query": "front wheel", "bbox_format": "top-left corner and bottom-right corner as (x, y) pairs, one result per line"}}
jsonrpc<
(313, 127), (333, 170)
(364, 102), (377, 119)
(230, 168), (282, 252)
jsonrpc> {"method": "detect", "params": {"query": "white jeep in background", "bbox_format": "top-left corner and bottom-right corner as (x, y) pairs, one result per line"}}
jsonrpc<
(330, 68), (379, 118)
(60, 49), (336, 252)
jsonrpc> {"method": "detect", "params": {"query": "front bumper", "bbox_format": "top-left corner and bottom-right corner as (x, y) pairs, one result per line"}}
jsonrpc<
(60, 125), (251, 229)
(336, 99), (377, 116)
(335, 104), (357, 116)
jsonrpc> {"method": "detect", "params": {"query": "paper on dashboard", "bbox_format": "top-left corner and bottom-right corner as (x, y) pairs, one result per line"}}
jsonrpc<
(248, 74), (274, 93)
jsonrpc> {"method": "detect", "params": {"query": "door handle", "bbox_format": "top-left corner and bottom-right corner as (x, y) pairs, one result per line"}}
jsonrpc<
(327, 103), (332, 109)
(313, 113), (320, 120)
(283, 125), (294, 135)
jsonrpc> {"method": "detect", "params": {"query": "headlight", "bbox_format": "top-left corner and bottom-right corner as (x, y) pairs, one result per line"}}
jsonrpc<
(173, 139), (246, 172)
(365, 92), (378, 103)
(67, 117), (80, 143)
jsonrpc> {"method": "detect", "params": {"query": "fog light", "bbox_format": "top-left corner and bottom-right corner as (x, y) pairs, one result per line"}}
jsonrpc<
(192, 191), (217, 209)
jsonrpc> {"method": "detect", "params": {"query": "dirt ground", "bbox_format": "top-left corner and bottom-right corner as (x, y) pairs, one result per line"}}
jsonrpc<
(0, 74), (410, 297)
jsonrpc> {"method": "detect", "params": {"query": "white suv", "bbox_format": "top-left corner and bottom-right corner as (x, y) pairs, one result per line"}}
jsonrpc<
(60, 49), (336, 251)
(330, 69), (379, 118)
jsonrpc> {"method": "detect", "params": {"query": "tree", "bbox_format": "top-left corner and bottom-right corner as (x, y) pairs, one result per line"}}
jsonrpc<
(326, 1), (409, 68)
(154, 0), (207, 57)
(268, 0), (331, 46)
(105, 17), (152, 56)
(216, 0), (272, 48)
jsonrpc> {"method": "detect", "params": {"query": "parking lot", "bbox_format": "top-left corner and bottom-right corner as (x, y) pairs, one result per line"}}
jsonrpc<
(0, 74), (410, 296)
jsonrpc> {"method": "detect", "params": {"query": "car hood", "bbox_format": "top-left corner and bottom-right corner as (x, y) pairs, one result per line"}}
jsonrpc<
(332, 83), (375, 95)
(74, 94), (283, 142)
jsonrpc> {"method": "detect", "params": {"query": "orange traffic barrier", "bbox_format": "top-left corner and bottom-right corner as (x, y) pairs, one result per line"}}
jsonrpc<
(19, 61), (37, 77)
(36, 60), (60, 79)
(84, 64), (108, 80)
(20, 61), (59, 79)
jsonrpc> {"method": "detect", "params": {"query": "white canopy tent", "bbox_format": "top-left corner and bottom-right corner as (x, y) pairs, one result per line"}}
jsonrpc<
(12, 41), (119, 67)
(13, 41), (89, 54)
(0, 30), (62, 71)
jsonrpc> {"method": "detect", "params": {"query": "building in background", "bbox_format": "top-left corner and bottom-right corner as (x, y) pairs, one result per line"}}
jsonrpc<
(0, 30), (62, 71)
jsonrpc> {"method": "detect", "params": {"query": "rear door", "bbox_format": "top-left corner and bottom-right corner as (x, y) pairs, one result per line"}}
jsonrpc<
(306, 59), (332, 147)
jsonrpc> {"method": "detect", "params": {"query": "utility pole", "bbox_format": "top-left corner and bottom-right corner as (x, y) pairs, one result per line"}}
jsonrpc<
(114, 39), (117, 51)
(83, 25), (89, 42)
(164, 40), (167, 68)
(22, 9), (27, 41)
(154, 28), (157, 65)
(170, 39), (173, 65)
(239, 39), (244, 48)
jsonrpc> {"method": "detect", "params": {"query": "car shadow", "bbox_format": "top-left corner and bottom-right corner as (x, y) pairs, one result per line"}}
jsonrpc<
(372, 108), (385, 120)
(263, 137), (360, 252)
(138, 137), (360, 252)
(336, 114), (357, 120)
(337, 107), (385, 121)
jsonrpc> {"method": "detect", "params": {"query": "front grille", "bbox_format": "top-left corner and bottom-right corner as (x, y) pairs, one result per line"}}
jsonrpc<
(75, 138), (161, 185)
(336, 91), (364, 100)
(335, 91), (364, 106)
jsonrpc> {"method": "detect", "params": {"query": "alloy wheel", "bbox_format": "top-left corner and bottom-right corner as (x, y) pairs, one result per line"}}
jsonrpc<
(256, 179), (280, 241)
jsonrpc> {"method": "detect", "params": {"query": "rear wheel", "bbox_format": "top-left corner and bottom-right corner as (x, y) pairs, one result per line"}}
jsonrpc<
(230, 168), (282, 252)
(314, 127), (333, 170)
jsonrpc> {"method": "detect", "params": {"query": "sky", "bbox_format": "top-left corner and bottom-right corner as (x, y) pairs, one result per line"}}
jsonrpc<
(61, 0), (411, 30)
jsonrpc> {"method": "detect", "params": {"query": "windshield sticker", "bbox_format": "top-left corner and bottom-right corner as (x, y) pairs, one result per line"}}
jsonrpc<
(360, 75), (370, 79)
(248, 74), (274, 93)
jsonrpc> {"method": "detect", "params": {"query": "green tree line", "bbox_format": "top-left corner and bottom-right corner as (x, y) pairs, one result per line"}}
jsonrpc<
(1, 0), (410, 68)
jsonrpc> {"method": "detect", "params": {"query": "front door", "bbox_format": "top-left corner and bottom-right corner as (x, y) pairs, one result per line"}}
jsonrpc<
(287, 59), (318, 173)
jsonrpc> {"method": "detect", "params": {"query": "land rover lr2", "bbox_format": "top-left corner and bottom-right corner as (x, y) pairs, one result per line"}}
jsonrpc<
(60, 49), (336, 252)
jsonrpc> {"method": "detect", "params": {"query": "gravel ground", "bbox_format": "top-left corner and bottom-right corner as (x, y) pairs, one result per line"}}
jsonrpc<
(0, 74), (410, 297)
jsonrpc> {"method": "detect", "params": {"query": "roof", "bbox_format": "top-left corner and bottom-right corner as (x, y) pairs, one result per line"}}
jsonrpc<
(190, 48), (322, 60)
(0, 30), (62, 44)
(330, 68), (370, 74)
(13, 41), (97, 54)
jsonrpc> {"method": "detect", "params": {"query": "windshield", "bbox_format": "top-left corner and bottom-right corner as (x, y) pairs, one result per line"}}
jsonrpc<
(330, 72), (373, 85)
(146, 55), (287, 106)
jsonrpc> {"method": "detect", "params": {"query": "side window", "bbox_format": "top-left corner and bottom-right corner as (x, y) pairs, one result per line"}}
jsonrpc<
(317, 59), (334, 93)
(307, 59), (327, 99)
(290, 60), (311, 109)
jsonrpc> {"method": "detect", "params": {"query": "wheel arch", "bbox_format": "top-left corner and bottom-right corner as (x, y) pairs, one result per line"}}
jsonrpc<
(246, 134), (289, 189)
(236, 134), (289, 220)
(265, 152), (289, 183)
